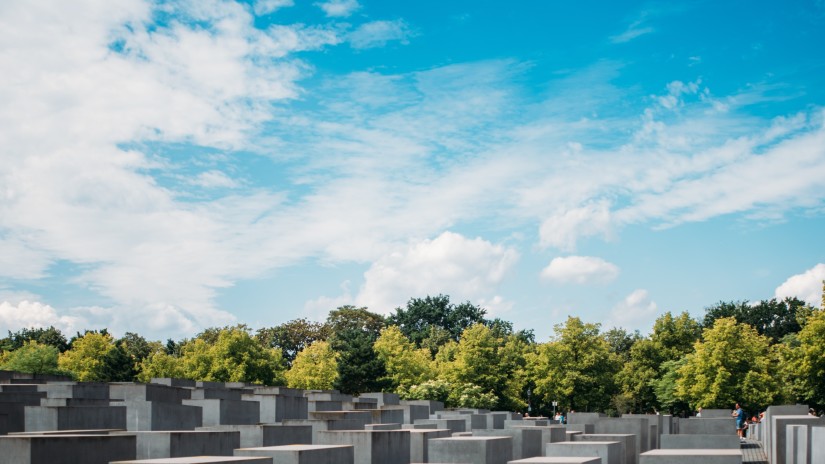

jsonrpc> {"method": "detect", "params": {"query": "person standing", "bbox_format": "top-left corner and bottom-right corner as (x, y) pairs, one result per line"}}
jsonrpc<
(732, 403), (745, 439)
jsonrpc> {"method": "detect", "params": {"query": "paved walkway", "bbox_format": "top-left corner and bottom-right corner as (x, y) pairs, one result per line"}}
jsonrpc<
(741, 438), (768, 464)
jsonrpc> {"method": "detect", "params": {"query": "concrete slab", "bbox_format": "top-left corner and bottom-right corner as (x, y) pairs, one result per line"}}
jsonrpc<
(475, 428), (543, 460)
(574, 433), (635, 464)
(413, 418), (467, 434)
(408, 428), (451, 463)
(786, 424), (808, 464)
(638, 449), (742, 464)
(121, 400), (203, 431)
(659, 434), (739, 449)
(678, 418), (736, 435)
(316, 430), (410, 464)
(121, 430), (240, 460)
(182, 399), (260, 426)
(0, 433), (136, 464)
(112, 458), (270, 464)
(24, 405), (126, 431)
(234, 444), (355, 464)
(197, 424), (312, 448)
(545, 441), (623, 464)
(507, 425), (566, 447)
(507, 459), (600, 464)
(811, 426), (824, 464)
(770, 415), (824, 464)
(594, 418), (648, 455)
(429, 436), (513, 464)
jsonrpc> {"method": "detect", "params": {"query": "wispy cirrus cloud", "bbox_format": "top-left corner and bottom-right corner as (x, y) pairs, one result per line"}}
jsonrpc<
(316, 0), (360, 18)
(348, 19), (413, 49)
(541, 256), (620, 285)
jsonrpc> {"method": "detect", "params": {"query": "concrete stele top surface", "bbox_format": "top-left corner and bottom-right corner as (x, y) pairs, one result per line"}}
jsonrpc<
(507, 458), (601, 463)
(549, 441), (621, 445)
(432, 436), (512, 441)
(641, 450), (743, 456)
(111, 457), (271, 464)
(236, 444), (353, 451)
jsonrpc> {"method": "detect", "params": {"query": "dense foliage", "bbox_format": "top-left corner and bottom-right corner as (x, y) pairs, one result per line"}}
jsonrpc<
(2, 285), (823, 416)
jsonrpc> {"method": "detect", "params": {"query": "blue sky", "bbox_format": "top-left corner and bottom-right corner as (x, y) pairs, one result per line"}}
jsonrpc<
(1, 0), (824, 341)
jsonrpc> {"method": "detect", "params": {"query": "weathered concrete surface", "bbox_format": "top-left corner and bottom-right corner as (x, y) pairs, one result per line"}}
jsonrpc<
(594, 418), (648, 455)
(120, 400), (203, 431)
(182, 399), (259, 426)
(771, 416), (824, 464)
(786, 424), (808, 464)
(659, 434), (739, 449)
(316, 430), (410, 464)
(112, 457), (271, 464)
(810, 426), (825, 464)
(507, 425), (566, 447)
(407, 428), (451, 463)
(574, 433), (635, 464)
(678, 418), (736, 435)
(24, 405), (126, 431)
(413, 418), (467, 434)
(475, 428), (543, 460)
(234, 444), (355, 464)
(545, 441), (623, 464)
(123, 430), (240, 459)
(198, 424), (312, 448)
(506, 458), (600, 464)
(429, 436), (513, 464)
(639, 449), (742, 464)
(0, 433), (136, 464)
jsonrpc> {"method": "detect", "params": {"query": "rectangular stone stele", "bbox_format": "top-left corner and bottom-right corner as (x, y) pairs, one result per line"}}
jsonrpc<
(316, 430), (411, 464)
(112, 458), (271, 464)
(198, 424), (313, 448)
(660, 434), (740, 449)
(125, 430), (241, 459)
(428, 436), (513, 464)
(771, 415), (825, 464)
(0, 433), (137, 464)
(639, 449), (743, 464)
(475, 428), (543, 460)
(408, 428), (451, 463)
(506, 458), (601, 464)
(234, 444), (355, 464)
(786, 424), (808, 464)
(574, 433), (635, 464)
(545, 441), (623, 464)
(678, 418), (736, 435)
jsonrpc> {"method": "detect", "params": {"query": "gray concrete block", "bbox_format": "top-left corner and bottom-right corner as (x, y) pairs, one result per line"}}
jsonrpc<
(24, 405), (126, 431)
(234, 444), (355, 464)
(359, 392), (400, 406)
(565, 431), (582, 441)
(282, 419), (365, 437)
(122, 430), (240, 459)
(508, 425), (567, 446)
(475, 428), (543, 460)
(191, 388), (243, 401)
(413, 418), (467, 434)
(400, 399), (444, 415)
(639, 449), (742, 464)
(506, 458), (600, 464)
(123, 400), (203, 431)
(308, 400), (343, 412)
(568, 413), (605, 425)
(0, 433), (136, 463)
(366, 407), (405, 424)
(197, 424), (313, 448)
(697, 409), (732, 419)
(678, 418), (735, 435)
(110, 383), (191, 403)
(594, 418), (648, 455)
(365, 423), (401, 430)
(659, 434), (739, 449)
(37, 382), (109, 400)
(150, 378), (196, 388)
(565, 424), (595, 434)
(574, 433), (635, 464)
(408, 428), (451, 462)
(772, 416), (824, 464)
(112, 457), (271, 463)
(316, 430), (410, 464)
(786, 424), (808, 464)
(429, 436), (513, 464)
(764, 405), (810, 456)
(811, 426), (825, 464)
(545, 441), (623, 464)
(182, 399), (260, 426)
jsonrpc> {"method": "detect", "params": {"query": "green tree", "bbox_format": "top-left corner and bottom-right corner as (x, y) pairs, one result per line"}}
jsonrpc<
(58, 332), (117, 381)
(331, 328), (389, 394)
(374, 325), (433, 390)
(256, 318), (330, 366)
(787, 309), (825, 405)
(178, 327), (286, 384)
(529, 316), (618, 412)
(136, 349), (183, 382)
(285, 340), (339, 389)
(604, 327), (641, 363)
(439, 324), (504, 402)
(676, 317), (778, 411)
(387, 295), (487, 352)
(1, 326), (69, 352)
(327, 306), (385, 336)
(0, 340), (61, 375)
(703, 298), (813, 343)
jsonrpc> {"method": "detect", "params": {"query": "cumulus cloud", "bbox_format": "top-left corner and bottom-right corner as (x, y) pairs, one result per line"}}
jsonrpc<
(605, 289), (660, 332)
(0, 301), (86, 335)
(775, 263), (825, 307)
(541, 256), (620, 285)
(351, 231), (519, 315)
(253, 0), (294, 16)
(348, 20), (412, 49)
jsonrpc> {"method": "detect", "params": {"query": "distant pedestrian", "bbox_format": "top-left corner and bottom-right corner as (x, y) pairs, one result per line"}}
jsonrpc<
(809, 408), (817, 417)
(696, 407), (702, 417)
(732, 403), (745, 439)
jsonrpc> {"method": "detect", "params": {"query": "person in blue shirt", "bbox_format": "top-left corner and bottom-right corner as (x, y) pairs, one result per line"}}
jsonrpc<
(732, 403), (745, 439)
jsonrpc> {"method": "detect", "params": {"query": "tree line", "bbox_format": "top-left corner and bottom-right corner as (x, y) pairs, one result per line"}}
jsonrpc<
(2, 291), (823, 417)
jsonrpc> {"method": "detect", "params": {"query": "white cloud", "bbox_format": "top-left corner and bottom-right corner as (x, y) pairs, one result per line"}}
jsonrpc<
(539, 202), (613, 251)
(605, 289), (660, 332)
(351, 231), (519, 315)
(316, 0), (360, 17)
(253, 0), (293, 16)
(775, 263), (825, 308)
(610, 26), (654, 44)
(348, 20), (412, 49)
(190, 170), (240, 189)
(541, 256), (620, 285)
(0, 301), (86, 335)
